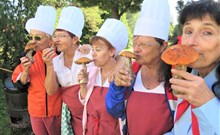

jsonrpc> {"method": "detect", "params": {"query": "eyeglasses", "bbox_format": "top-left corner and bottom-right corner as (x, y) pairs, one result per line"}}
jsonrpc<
(26, 34), (46, 41)
(52, 34), (70, 40)
(133, 42), (157, 48)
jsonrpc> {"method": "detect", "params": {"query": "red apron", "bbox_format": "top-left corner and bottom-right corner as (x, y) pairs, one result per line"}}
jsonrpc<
(86, 86), (120, 135)
(127, 91), (173, 135)
(61, 85), (83, 135)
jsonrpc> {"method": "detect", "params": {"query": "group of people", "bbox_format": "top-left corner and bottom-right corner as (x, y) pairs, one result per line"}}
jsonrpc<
(11, 0), (220, 135)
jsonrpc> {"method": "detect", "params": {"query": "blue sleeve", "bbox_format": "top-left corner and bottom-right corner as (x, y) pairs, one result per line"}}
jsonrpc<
(194, 97), (220, 135)
(105, 81), (127, 118)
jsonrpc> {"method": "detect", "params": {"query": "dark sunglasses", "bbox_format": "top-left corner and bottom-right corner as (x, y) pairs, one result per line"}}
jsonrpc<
(26, 34), (45, 41)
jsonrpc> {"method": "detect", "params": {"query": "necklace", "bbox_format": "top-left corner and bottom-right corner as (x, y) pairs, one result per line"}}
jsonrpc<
(146, 84), (151, 89)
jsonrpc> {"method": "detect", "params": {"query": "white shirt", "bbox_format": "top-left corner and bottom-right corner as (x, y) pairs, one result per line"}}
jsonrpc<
(53, 48), (93, 87)
(133, 69), (165, 94)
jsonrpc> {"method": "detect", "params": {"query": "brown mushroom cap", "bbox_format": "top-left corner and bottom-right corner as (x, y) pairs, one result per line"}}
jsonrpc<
(119, 51), (136, 59)
(74, 57), (92, 64)
(25, 43), (36, 51)
(161, 44), (199, 65)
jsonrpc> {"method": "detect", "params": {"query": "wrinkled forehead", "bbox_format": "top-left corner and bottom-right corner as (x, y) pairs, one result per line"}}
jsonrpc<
(30, 29), (48, 36)
(133, 35), (156, 43)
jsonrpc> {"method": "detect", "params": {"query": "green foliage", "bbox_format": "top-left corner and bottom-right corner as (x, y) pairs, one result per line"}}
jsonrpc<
(0, 80), (10, 135)
(81, 6), (106, 43)
(0, 80), (33, 134)
(75, 0), (142, 19)
(2, 0), (181, 82)
(0, 0), (33, 80)
(169, 0), (186, 44)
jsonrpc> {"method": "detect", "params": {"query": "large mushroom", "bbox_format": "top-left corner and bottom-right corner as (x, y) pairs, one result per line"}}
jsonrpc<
(119, 51), (136, 83)
(161, 44), (199, 95)
(24, 43), (36, 63)
(74, 57), (92, 84)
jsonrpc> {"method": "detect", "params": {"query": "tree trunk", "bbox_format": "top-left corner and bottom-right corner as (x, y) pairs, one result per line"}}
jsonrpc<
(111, 7), (120, 20)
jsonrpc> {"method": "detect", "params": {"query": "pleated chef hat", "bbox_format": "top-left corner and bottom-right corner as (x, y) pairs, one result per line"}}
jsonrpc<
(133, 0), (170, 41)
(25, 5), (56, 35)
(56, 6), (84, 38)
(96, 18), (128, 56)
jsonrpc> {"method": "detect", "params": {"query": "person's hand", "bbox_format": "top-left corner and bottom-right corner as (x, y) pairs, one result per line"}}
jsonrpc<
(114, 68), (133, 87)
(20, 56), (32, 73)
(78, 44), (91, 55)
(170, 69), (215, 107)
(42, 47), (56, 67)
(108, 72), (116, 83)
(78, 68), (89, 84)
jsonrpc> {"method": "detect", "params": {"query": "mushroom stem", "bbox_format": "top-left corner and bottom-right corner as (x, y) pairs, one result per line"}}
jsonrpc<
(125, 58), (134, 83)
(172, 64), (187, 95)
(26, 49), (35, 63)
(80, 63), (88, 84)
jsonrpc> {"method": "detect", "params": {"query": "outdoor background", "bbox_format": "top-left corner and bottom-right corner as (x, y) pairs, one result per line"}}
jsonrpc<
(0, 0), (219, 134)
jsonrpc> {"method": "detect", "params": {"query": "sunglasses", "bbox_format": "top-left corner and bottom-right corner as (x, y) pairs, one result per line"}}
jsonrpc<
(26, 34), (46, 41)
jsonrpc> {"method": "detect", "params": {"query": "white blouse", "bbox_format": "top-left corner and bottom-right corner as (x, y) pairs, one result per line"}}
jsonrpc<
(53, 48), (94, 87)
(133, 69), (165, 94)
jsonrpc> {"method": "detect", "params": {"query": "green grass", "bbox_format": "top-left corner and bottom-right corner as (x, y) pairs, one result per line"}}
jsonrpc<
(0, 79), (33, 135)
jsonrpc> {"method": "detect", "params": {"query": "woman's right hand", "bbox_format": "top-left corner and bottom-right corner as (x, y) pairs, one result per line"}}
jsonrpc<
(114, 68), (133, 87)
(42, 47), (56, 67)
(78, 68), (89, 99)
(20, 57), (32, 73)
(78, 68), (89, 85)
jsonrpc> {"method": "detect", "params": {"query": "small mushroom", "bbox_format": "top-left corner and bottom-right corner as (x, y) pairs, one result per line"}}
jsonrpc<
(119, 51), (136, 83)
(74, 57), (92, 84)
(161, 44), (199, 95)
(49, 41), (56, 51)
(24, 43), (36, 63)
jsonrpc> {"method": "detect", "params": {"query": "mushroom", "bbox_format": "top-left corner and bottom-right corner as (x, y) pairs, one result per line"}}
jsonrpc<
(119, 51), (136, 83)
(74, 57), (92, 84)
(161, 44), (199, 95)
(24, 43), (36, 63)
(49, 41), (56, 51)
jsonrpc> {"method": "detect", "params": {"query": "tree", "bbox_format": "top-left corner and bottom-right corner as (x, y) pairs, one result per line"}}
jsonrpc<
(0, 0), (41, 80)
(169, 0), (185, 44)
(0, 0), (143, 81)
(75, 0), (142, 19)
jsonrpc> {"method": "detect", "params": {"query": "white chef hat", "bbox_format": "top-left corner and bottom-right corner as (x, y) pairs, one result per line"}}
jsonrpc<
(25, 5), (56, 35)
(96, 18), (128, 56)
(56, 6), (84, 39)
(133, 0), (170, 41)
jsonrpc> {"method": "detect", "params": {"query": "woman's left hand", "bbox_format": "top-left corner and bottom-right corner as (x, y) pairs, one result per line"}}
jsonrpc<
(78, 44), (92, 55)
(170, 69), (215, 107)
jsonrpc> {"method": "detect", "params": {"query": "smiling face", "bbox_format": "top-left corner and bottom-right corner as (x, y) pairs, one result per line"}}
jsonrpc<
(181, 15), (220, 72)
(91, 38), (115, 67)
(29, 29), (51, 51)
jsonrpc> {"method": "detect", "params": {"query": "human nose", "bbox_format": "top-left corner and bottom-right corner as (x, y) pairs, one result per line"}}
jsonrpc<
(29, 39), (37, 44)
(133, 44), (141, 52)
(52, 36), (61, 42)
(183, 33), (198, 47)
(92, 51), (96, 58)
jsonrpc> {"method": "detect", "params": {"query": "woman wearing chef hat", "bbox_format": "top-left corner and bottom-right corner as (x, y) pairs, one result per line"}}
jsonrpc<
(43, 6), (94, 135)
(12, 5), (62, 135)
(106, 0), (177, 134)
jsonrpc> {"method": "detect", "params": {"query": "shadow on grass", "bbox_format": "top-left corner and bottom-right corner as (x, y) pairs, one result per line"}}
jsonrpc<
(0, 80), (33, 135)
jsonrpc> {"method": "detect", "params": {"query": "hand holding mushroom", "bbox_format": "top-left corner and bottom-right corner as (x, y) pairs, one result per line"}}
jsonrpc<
(120, 51), (136, 83)
(75, 57), (92, 84)
(24, 43), (36, 63)
(161, 44), (199, 96)
(113, 51), (135, 87)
